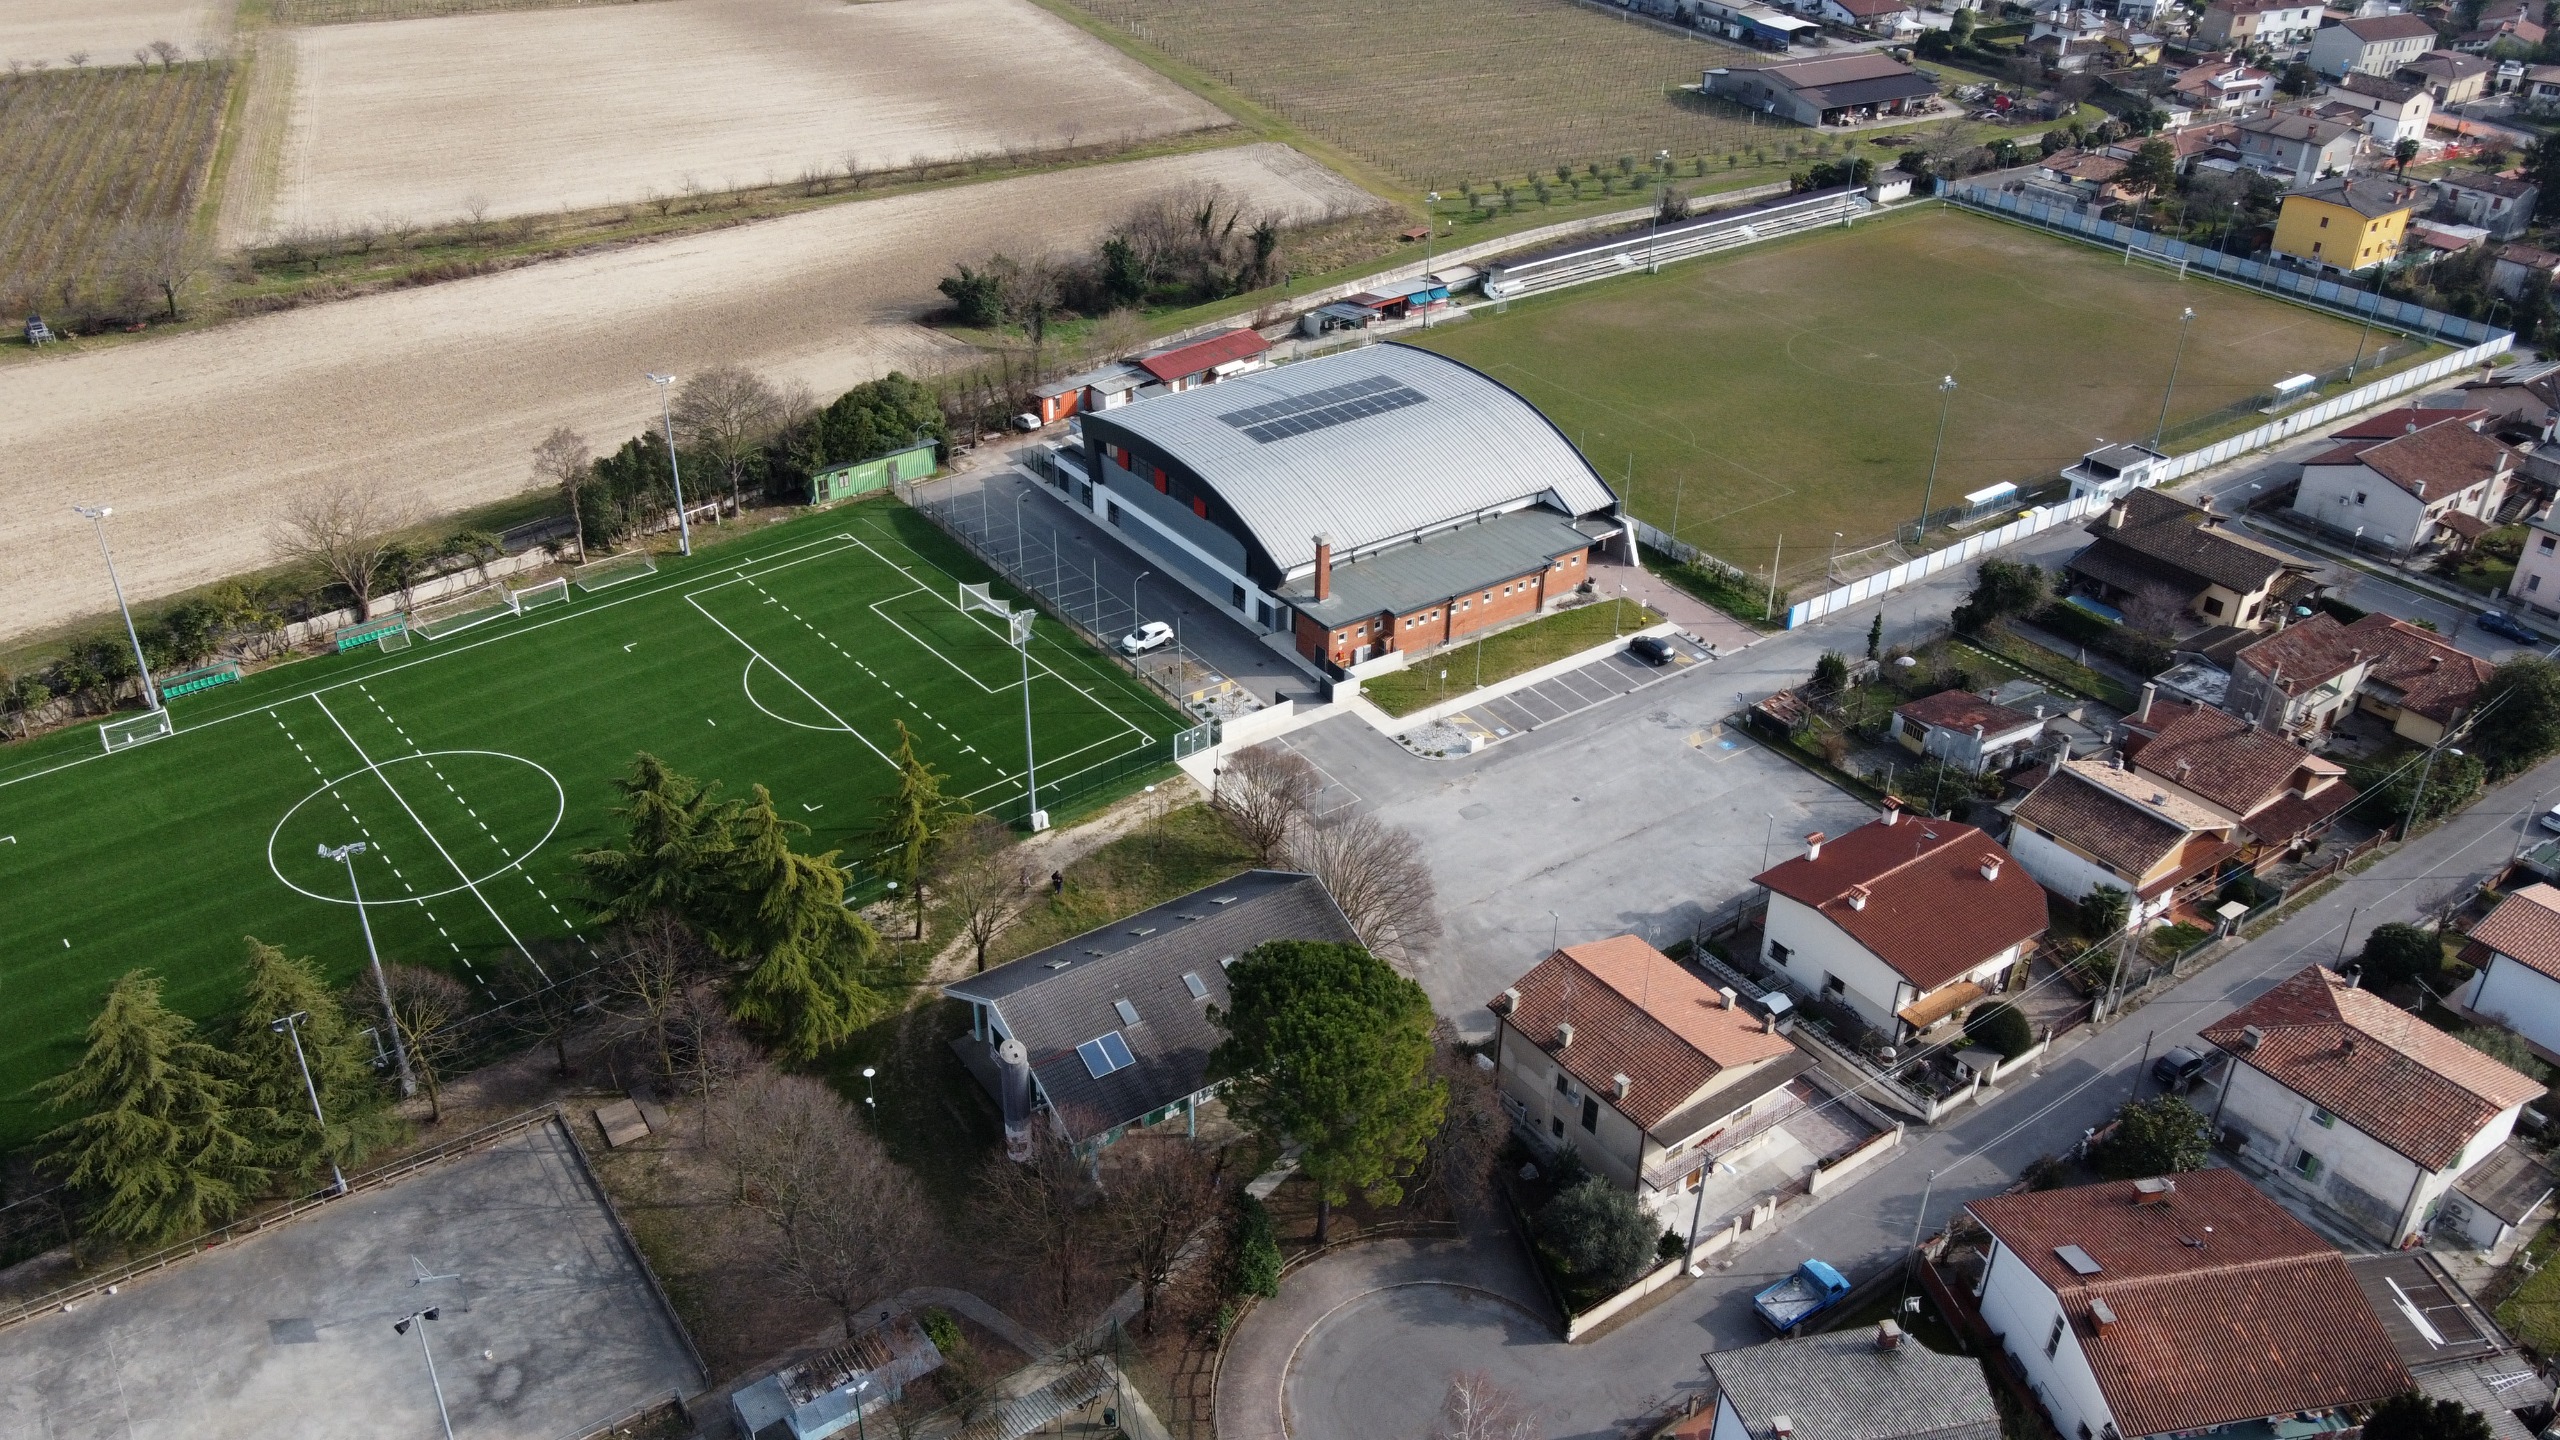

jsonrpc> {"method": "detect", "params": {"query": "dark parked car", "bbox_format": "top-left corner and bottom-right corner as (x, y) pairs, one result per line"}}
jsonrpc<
(1629, 635), (1675, 666)
(2151, 1045), (2211, 1093)
(2479, 611), (2542, 644)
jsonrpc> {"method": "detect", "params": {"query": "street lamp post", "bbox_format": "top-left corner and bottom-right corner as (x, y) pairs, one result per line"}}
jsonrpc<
(1826, 531), (1844, 583)
(645, 373), (694, 556)
(1423, 192), (1441, 328)
(1916, 376), (1957, 541)
(1130, 571), (1151, 633)
(2406, 743), (2464, 837)
(1897, 1168), (1941, 1316)
(861, 1065), (878, 1112)
(1013, 611), (1044, 830)
(72, 505), (159, 712)
(394, 1308), (456, 1440)
(271, 1011), (348, 1195)
(320, 841), (414, 1096)
(2346, 275), (2381, 379)
(2152, 307), (2196, 452)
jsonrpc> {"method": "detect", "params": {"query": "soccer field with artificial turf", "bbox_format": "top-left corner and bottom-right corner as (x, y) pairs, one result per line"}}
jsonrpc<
(0, 501), (1185, 1149)
(1410, 203), (2438, 590)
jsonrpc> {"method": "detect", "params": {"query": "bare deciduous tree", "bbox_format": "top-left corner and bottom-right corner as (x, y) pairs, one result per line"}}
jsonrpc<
(112, 220), (209, 320)
(1428, 1021), (1504, 1211)
(272, 483), (411, 618)
(1101, 1137), (1224, 1334)
(66, 50), (89, 71)
(490, 954), (588, 1078)
(382, 964), (471, 1123)
(714, 1070), (936, 1329)
(148, 39), (182, 70)
(1212, 744), (1322, 866)
(934, 816), (1031, 973)
(976, 1127), (1102, 1325)
(531, 426), (594, 563)
(1289, 811), (1442, 964)
(599, 916), (698, 1086)
(1432, 1371), (1541, 1440)
(671, 365), (787, 517)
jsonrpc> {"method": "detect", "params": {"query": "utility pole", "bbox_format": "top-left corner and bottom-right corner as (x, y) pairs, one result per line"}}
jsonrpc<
(271, 1011), (348, 1195)
(1765, 535), (1783, 621)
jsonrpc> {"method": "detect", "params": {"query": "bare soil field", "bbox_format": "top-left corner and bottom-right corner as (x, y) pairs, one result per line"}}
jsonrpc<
(0, 0), (223, 65)
(0, 144), (1371, 642)
(275, 0), (665, 23)
(266, 0), (1229, 234)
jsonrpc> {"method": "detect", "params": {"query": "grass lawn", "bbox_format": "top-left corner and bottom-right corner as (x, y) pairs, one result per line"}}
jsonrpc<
(1359, 599), (1660, 717)
(1411, 204), (2439, 588)
(0, 500), (1186, 1152)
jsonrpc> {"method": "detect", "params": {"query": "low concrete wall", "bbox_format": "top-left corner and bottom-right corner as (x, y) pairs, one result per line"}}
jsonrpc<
(1563, 1254), (1690, 1342)
(1807, 1122), (1905, 1196)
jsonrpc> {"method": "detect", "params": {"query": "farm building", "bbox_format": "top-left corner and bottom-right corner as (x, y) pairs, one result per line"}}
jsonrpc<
(1705, 53), (1938, 127)
(1054, 343), (1624, 668)
(1686, 0), (1820, 49)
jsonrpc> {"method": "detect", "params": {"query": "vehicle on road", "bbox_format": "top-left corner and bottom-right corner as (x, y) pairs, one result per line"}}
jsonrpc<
(1753, 1259), (1852, 1332)
(2151, 1045), (2212, 1093)
(2539, 803), (2560, 834)
(1119, 621), (1174, 655)
(1628, 634), (1674, 666)
(2479, 611), (2542, 644)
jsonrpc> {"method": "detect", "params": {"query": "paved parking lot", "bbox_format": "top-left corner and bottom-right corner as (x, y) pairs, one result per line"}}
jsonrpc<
(1460, 636), (1713, 739)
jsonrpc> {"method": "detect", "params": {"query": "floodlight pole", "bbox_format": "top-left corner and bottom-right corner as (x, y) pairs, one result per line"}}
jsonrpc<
(271, 1011), (348, 1195)
(395, 1309), (456, 1440)
(646, 373), (693, 556)
(2152, 307), (2195, 453)
(1916, 376), (1957, 542)
(1018, 616), (1045, 830)
(72, 505), (158, 712)
(323, 841), (415, 1097)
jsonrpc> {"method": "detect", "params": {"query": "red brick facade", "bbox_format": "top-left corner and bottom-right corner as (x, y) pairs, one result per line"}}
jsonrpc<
(1294, 548), (1593, 668)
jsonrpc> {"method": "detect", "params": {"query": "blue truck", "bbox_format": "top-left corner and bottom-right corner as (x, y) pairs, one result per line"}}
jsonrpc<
(1753, 1259), (1852, 1332)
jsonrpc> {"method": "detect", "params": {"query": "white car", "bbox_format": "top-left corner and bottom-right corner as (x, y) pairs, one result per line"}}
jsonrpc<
(1119, 621), (1174, 655)
(2540, 803), (2560, 835)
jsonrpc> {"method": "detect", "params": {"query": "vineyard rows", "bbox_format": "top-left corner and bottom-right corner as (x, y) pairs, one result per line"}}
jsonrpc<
(272, 0), (669, 24)
(0, 63), (229, 324)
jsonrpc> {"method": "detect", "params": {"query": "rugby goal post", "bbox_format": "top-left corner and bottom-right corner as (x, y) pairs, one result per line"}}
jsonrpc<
(99, 707), (173, 753)
(571, 549), (656, 592)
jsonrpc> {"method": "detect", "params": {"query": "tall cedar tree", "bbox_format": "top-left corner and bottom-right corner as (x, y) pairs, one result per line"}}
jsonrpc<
(868, 721), (960, 937)
(232, 938), (398, 1181)
(578, 752), (740, 927)
(40, 971), (267, 1247)
(714, 786), (889, 1058)
(1212, 939), (1446, 1243)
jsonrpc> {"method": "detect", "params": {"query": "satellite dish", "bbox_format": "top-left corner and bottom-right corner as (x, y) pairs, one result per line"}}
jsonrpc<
(998, 1038), (1028, 1067)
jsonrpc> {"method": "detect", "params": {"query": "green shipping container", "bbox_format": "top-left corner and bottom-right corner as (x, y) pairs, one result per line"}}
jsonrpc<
(808, 442), (937, 504)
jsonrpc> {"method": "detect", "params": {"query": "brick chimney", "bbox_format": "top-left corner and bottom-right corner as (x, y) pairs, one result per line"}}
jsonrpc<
(1805, 831), (1827, 861)
(1313, 534), (1333, 602)
(1980, 852), (2004, 882)
(1881, 796), (1903, 826)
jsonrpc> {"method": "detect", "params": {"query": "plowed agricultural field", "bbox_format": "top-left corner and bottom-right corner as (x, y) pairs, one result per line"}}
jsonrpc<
(0, 0), (222, 64)
(267, 0), (1229, 234)
(0, 144), (1374, 642)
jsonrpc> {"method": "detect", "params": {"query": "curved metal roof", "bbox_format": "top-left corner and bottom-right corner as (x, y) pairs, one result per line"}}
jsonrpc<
(1083, 343), (1617, 574)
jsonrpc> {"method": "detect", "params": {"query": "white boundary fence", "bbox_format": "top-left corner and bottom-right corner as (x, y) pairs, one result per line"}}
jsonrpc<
(1482, 185), (1871, 300)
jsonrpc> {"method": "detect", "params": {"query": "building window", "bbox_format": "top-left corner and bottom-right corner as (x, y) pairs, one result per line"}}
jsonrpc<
(2203, 597), (2224, 616)
(2046, 1315), (2066, 1358)
(1581, 1096), (1600, 1133)
(1150, 466), (1168, 492)
(2295, 1149), (2325, 1180)
(2533, 576), (2543, 593)
(1551, 1115), (1565, 1140)
(1192, 496), (1208, 519)
(1769, 941), (1792, 965)
(2310, 1106), (2337, 1128)
(2540, 536), (2554, 554)
(1555, 1071), (1570, 1096)
(1823, 973), (1847, 999)
(1231, 583), (1247, 609)
(2319, 215), (2329, 228)
(2354, 491), (2368, 505)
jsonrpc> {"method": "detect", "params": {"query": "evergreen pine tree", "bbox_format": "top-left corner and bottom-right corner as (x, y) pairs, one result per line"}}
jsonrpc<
(718, 786), (889, 1058)
(231, 938), (399, 1182)
(40, 970), (266, 1248)
(578, 752), (740, 929)
(1866, 613), (1883, 660)
(866, 721), (959, 937)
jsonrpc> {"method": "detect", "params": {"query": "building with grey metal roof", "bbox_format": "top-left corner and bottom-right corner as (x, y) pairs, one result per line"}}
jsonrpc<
(945, 870), (1360, 1151)
(1066, 343), (1622, 669)
(1689, 1325), (2000, 1440)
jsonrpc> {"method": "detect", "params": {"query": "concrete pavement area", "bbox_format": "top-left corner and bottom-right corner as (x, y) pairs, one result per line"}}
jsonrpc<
(0, 1118), (700, 1440)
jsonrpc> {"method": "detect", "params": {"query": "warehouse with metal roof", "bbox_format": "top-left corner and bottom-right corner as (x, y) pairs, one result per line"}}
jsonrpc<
(1065, 343), (1623, 669)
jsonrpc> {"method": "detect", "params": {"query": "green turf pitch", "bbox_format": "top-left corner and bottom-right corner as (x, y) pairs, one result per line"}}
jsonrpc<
(0, 503), (1185, 1150)
(1410, 204), (2437, 586)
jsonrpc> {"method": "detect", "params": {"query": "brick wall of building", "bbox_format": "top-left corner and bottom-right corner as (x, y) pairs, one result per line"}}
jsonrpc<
(1293, 548), (1594, 668)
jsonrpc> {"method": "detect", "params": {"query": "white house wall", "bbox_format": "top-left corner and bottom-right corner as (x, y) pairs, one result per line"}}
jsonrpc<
(2006, 826), (2176, 923)
(2468, 955), (2560, 1057)
(2218, 1060), (2429, 1241)
(1975, 1239), (2119, 1440)
(2294, 462), (2431, 551)
(1763, 893), (1920, 1033)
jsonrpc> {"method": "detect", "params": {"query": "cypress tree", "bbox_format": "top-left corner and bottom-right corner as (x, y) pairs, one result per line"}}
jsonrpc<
(718, 785), (889, 1058)
(866, 721), (959, 938)
(232, 938), (398, 1182)
(40, 970), (266, 1248)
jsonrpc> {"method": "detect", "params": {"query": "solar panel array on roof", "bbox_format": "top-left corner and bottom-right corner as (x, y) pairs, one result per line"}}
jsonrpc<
(2056, 1244), (2104, 1275)
(1077, 1031), (1136, 1078)
(1216, 374), (1428, 444)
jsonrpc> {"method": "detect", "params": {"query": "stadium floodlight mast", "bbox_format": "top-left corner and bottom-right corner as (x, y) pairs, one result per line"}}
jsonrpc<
(393, 1308), (456, 1440)
(2151, 307), (2196, 453)
(645, 372), (694, 556)
(71, 505), (159, 712)
(270, 1010), (348, 1196)
(1015, 614), (1044, 831)
(320, 840), (416, 1097)
(1915, 375), (1958, 540)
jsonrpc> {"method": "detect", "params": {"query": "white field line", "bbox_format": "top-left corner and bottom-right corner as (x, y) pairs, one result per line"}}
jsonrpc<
(684, 589), (897, 770)
(311, 693), (544, 976)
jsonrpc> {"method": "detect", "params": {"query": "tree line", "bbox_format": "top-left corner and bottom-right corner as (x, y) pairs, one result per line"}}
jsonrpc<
(937, 184), (1286, 339)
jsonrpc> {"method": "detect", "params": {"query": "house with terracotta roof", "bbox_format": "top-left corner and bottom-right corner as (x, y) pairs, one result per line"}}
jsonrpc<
(2292, 406), (2512, 553)
(2198, 0), (2323, 47)
(1130, 327), (1270, 394)
(2204, 964), (2546, 1245)
(2457, 883), (2560, 1064)
(2225, 610), (2493, 743)
(2065, 487), (2308, 629)
(2007, 758), (2240, 925)
(2171, 59), (2276, 112)
(2320, 70), (2433, 146)
(1965, 1169), (2411, 1440)
(1888, 689), (2049, 774)
(2400, 49), (2495, 105)
(2117, 688), (2358, 859)
(1488, 936), (1811, 1224)
(1753, 805), (2047, 1043)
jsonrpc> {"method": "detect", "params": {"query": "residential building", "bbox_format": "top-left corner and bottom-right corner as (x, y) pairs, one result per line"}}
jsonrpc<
(2459, 883), (2560, 1063)
(2171, 59), (2277, 111)
(2524, 60), (2560, 106)
(1129, 327), (1270, 394)
(945, 871), (1361, 1156)
(1753, 805), (2047, 1043)
(2349, 1250), (2560, 1426)
(2198, 0), (2324, 47)
(2320, 71), (2434, 145)
(2033, 148), (2129, 203)
(1488, 936), (1809, 1225)
(2510, 504), (2560, 615)
(2401, 50), (2496, 105)
(2272, 174), (2418, 271)
(2117, 689), (2360, 859)
(2292, 404), (2512, 551)
(1806, 0), (1923, 32)
(2059, 440), (2167, 500)
(1060, 343), (1624, 665)
(2226, 610), (2493, 741)
(1685, 0), (1825, 50)
(2461, 358), (2560, 442)
(2492, 241), (2560, 300)
(2442, 172), (2541, 238)
(2456, 12), (2545, 51)
(2203, 964), (2544, 1245)
(1965, 1170), (2412, 1440)
(2064, 487), (2307, 628)
(2235, 109), (2364, 182)
(1706, 52), (1940, 126)
(1678, 1326), (2001, 1440)
(2007, 758), (2240, 925)
(2309, 11), (2440, 75)
(1888, 689), (2048, 773)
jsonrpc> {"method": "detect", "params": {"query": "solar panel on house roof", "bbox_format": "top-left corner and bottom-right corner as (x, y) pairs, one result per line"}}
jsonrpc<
(1077, 1031), (1137, 1078)
(2056, 1244), (2104, 1275)
(1216, 374), (1429, 444)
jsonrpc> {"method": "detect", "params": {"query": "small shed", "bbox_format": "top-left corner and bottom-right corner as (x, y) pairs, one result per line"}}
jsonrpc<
(808, 440), (936, 505)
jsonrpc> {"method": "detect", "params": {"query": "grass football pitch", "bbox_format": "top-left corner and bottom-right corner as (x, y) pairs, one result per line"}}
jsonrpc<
(1411, 204), (2439, 587)
(0, 503), (1185, 1150)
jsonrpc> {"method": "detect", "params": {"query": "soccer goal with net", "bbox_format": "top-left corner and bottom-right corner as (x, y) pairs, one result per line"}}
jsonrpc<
(411, 585), (516, 640)
(571, 550), (657, 592)
(99, 707), (173, 753)
(377, 628), (412, 654)
(511, 576), (571, 613)
(959, 582), (1036, 647)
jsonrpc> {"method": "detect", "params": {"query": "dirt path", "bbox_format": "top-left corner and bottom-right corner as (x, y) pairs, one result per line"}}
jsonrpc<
(0, 144), (1372, 644)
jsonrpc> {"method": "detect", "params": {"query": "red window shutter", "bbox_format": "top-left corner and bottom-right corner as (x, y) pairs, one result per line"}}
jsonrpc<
(1152, 466), (1168, 492)
(1192, 496), (1207, 518)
